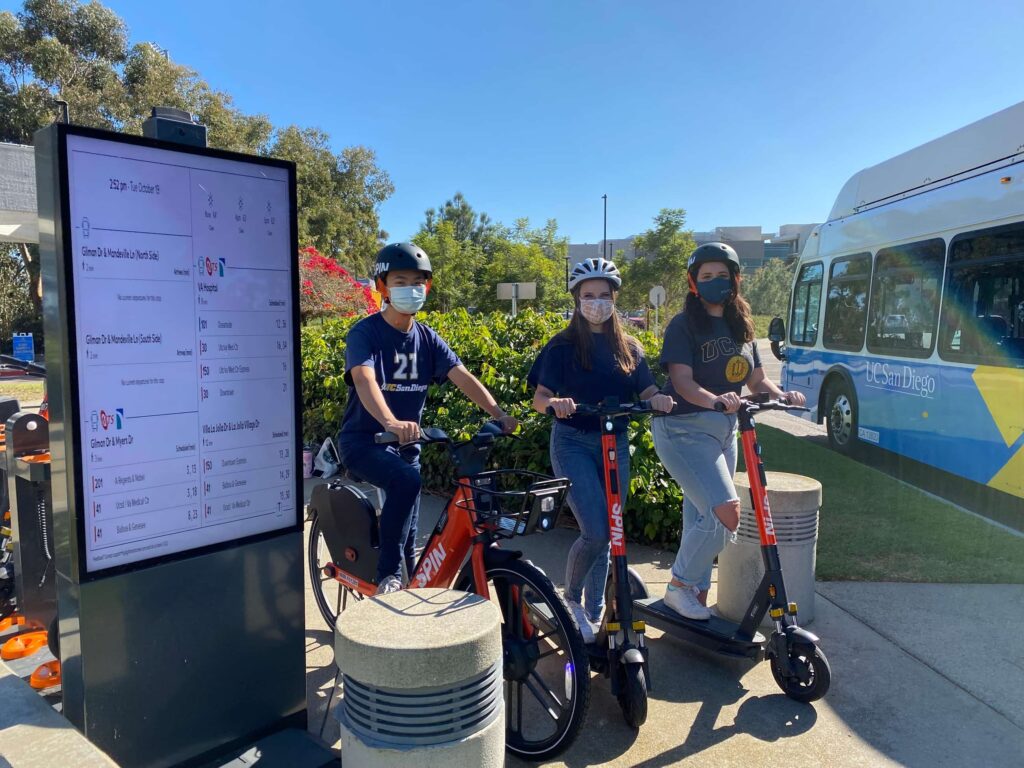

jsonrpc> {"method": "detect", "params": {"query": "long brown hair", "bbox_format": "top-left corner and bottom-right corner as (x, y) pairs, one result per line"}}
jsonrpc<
(684, 272), (755, 343)
(555, 284), (639, 373)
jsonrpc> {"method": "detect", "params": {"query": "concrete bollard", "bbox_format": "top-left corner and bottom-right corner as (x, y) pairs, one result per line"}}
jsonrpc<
(717, 471), (822, 628)
(334, 588), (504, 767)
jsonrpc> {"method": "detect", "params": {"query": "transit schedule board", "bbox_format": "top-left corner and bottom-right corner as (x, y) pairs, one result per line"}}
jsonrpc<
(61, 130), (300, 574)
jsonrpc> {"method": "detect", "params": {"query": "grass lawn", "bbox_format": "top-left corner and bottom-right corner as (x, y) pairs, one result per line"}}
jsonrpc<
(0, 379), (44, 407)
(742, 425), (1024, 583)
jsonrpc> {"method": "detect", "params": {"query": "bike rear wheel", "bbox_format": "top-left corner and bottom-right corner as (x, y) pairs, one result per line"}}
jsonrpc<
(307, 513), (362, 629)
(459, 558), (590, 762)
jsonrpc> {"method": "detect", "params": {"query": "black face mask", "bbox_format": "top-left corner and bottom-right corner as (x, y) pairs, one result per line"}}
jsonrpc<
(696, 276), (733, 304)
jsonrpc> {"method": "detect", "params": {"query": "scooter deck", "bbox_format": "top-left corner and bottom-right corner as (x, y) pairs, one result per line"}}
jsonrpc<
(633, 598), (765, 659)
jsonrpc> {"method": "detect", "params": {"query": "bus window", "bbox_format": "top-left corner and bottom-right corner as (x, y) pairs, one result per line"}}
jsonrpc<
(789, 262), (823, 345)
(823, 253), (871, 351)
(939, 223), (1024, 367)
(866, 239), (944, 358)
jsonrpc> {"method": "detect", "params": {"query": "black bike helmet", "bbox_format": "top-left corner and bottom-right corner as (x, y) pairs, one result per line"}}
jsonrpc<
(687, 242), (740, 274)
(372, 243), (433, 288)
(687, 242), (741, 297)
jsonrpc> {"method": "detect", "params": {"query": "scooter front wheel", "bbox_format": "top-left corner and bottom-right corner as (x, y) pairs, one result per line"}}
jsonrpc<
(618, 663), (648, 728)
(770, 643), (831, 703)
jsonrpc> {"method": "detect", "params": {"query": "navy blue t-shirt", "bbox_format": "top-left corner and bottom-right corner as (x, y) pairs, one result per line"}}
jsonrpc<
(339, 313), (462, 445)
(659, 313), (761, 414)
(528, 333), (656, 432)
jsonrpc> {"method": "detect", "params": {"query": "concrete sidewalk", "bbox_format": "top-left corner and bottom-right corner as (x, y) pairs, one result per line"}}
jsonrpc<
(304, 490), (1024, 767)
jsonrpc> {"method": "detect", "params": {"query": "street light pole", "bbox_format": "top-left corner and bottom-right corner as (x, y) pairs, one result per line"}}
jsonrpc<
(602, 194), (608, 260)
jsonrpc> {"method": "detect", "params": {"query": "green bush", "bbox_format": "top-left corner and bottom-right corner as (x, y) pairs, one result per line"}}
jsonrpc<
(300, 309), (684, 546)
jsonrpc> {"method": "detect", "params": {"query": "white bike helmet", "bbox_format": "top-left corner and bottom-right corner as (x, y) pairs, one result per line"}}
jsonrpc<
(568, 257), (622, 291)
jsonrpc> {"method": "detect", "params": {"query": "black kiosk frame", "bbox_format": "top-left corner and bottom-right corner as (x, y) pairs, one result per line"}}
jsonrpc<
(35, 122), (306, 768)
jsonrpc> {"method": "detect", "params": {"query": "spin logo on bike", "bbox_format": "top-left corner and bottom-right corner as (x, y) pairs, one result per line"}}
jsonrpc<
(414, 541), (448, 587)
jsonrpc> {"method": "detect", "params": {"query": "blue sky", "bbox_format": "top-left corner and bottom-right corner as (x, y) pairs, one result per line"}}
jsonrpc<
(11, 0), (1024, 243)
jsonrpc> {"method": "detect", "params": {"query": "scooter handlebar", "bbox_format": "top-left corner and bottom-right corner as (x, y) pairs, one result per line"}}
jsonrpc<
(713, 395), (809, 413)
(545, 401), (652, 418)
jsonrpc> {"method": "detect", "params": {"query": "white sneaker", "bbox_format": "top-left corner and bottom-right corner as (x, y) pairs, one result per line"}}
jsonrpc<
(375, 575), (402, 595)
(663, 584), (711, 620)
(567, 600), (596, 643)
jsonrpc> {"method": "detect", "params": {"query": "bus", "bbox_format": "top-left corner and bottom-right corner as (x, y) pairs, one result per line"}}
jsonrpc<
(777, 101), (1024, 520)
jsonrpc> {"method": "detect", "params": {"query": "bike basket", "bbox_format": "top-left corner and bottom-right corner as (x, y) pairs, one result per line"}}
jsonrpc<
(454, 469), (569, 538)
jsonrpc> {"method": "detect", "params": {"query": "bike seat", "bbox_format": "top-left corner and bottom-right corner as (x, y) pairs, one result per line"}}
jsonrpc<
(338, 465), (371, 485)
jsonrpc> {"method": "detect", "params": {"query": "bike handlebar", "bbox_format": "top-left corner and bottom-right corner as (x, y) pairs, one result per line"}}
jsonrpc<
(374, 419), (510, 447)
(545, 400), (653, 418)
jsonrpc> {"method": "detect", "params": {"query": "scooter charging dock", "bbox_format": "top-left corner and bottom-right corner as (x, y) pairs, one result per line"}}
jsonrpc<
(633, 598), (765, 659)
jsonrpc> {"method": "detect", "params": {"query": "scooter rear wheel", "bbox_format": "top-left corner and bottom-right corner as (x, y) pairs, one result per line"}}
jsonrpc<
(618, 664), (648, 728)
(771, 644), (831, 703)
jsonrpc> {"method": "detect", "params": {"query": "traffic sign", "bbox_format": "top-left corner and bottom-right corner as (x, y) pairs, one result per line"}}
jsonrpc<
(649, 285), (666, 307)
(11, 332), (33, 362)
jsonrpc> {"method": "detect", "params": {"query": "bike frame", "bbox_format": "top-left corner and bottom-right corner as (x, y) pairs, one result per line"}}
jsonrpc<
(321, 477), (490, 599)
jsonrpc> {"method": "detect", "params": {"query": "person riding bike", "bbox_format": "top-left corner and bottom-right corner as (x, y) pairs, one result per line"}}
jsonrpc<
(337, 243), (517, 594)
(652, 242), (806, 620)
(528, 257), (673, 641)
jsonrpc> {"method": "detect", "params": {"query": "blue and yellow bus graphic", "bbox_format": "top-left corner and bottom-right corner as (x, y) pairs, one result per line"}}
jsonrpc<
(785, 348), (1024, 499)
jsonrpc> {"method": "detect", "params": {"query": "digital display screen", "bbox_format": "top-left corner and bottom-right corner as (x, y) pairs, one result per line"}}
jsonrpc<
(64, 132), (299, 573)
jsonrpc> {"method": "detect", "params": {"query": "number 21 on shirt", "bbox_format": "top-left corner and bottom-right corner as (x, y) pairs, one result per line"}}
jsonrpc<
(393, 352), (419, 380)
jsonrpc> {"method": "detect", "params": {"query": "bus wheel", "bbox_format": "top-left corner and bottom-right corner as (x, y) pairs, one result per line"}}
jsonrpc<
(825, 381), (858, 455)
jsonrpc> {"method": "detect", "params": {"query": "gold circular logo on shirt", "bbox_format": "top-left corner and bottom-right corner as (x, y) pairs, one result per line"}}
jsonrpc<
(725, 355), (751, 383)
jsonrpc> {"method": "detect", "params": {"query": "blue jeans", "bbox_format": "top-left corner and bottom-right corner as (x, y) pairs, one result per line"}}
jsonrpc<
(338, 441), (421, 584)
(652, 411), (738, 592)
(550, 422), (630, 622)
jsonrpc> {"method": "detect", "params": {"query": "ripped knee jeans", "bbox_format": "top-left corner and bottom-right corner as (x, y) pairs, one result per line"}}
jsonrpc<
(652, 411), (739, 592)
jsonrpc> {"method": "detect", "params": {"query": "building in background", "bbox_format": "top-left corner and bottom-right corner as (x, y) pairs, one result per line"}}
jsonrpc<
(569, 223), (819, 273)
(568, 237), (637, 264)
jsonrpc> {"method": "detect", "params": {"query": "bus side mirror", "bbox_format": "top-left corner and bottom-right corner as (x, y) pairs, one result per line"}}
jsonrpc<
(768, 316), (787, 361)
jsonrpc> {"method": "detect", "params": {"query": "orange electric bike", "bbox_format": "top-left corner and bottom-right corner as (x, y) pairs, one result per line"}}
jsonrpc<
(307, 420), (590, 761)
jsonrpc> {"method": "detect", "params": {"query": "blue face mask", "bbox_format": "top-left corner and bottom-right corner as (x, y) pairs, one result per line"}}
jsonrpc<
(696, 276), (733, 305)
(388, 285), (427, 314)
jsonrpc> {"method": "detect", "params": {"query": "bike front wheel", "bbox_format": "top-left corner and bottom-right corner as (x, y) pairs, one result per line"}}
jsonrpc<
(459, 558), (590, 762)
(307, 513), (362, 629)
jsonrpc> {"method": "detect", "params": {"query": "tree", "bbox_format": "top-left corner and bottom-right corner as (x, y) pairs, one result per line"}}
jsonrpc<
(476, 236), (567, 313)
(422, 191), (500, 246)
(414, 197), (571, 314)
(412, 220), (486, 312)
(0, 0), (393, 313)
(0, 246), (40, 351)
(744, 258), (796, 317)
(619, 208), (697, 316)
(271, 128), (393, 276)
